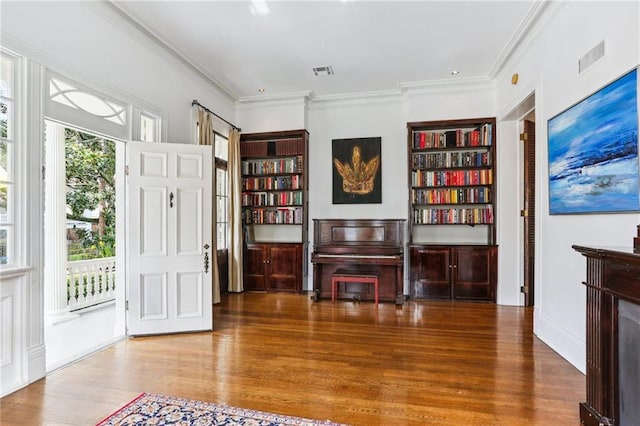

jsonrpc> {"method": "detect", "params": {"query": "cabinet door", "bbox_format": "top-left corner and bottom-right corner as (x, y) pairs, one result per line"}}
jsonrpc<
(267, 244), (301, 293)
(410, 246), (451, 299)
(244, 244), (267, 291)
(452, 246), (497, 301)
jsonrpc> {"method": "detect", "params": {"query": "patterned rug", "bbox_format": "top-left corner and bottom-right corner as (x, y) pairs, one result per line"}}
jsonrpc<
(96, 392), (348, 426)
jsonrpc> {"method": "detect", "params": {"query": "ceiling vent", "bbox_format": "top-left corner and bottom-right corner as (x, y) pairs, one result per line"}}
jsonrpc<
(579, 40), (605, 74)
(313, 66), (334, 76)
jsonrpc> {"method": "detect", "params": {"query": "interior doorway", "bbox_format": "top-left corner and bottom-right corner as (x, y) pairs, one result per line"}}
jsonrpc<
(503, 92), (536, 307)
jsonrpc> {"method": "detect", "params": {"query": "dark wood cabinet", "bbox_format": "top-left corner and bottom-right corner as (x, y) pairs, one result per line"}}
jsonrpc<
(244, 242), (302, 293)
(407, 118), (498, 302)
(410, 245), (497, 301)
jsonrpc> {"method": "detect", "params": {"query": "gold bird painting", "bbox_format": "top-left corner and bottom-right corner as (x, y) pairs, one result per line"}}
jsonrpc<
(333, 145), (379, 195)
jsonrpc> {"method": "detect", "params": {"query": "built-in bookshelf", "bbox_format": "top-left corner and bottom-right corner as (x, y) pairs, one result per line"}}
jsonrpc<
(408, 119), (496, 241)
(240, 129), (309, 294)
(407, 118), (497, 302)
(240, 132), (307, 227)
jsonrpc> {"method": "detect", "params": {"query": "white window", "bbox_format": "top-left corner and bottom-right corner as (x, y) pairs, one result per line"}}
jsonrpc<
(140, 112), (159, 142)
(49, 77), (126, 126)
(214, 133), (229, 250)
(0, 52), (16, 266)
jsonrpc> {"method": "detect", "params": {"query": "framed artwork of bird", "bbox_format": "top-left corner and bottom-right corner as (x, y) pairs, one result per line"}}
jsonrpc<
(332, 137), (382, 204)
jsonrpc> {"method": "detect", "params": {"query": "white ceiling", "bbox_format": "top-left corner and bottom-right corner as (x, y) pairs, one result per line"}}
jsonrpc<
(111, 1), (541, 101)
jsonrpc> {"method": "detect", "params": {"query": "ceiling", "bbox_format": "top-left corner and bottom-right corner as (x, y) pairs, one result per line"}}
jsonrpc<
(111, 1), (542, 101)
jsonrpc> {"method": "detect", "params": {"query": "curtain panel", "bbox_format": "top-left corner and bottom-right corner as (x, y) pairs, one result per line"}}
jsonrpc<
(228, 128), (243, 292)
(195, 106), (220, 304)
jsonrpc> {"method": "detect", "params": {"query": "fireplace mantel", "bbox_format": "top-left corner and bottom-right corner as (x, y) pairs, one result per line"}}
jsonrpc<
(573, 244), (640, 426)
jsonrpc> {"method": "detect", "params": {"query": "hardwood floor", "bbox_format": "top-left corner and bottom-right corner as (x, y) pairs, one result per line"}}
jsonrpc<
(0, 293), (584, 425)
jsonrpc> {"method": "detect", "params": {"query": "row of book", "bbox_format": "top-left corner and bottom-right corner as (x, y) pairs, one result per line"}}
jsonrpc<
(412, 151), (491, 169)
(243, 207), (303, 225)
(412, 169), (493, 187)
(241, 155), (303, 175)
(242, 191), (303, 207)
(242, 175), (303, 191)
(412, 187), (491, 205)
(412, 124), (492, 149)
(413, 206), (494, 225)
(240, 138), (305, 157)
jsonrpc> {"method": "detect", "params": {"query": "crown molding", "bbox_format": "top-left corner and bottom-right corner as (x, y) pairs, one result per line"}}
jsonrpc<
(237, 90), (312, 105)
(310, 88), (405, 103)
(400, 75), (496, 94)
(101, 1), (238, 101)
(489, 0), (559, 80)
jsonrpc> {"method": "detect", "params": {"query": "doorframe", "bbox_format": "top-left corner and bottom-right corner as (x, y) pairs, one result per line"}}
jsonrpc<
(502, 90), (537, 307)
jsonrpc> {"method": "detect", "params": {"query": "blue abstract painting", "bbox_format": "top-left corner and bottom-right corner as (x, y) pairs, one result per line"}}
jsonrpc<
(548, 68), (639, 214)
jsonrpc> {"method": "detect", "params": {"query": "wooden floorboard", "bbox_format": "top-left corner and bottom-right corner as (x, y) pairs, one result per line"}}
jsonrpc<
(0, 292), (584, 425)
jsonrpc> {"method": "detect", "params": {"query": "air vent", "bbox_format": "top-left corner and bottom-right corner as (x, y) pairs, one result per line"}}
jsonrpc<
(313, 66), (334, 76)
(579, 40), (605, 74)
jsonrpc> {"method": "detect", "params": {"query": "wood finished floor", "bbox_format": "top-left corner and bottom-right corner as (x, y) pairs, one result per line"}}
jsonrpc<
(0, 292), (584, 425)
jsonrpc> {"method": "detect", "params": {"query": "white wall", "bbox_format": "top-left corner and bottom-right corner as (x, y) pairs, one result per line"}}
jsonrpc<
(0, 0), (236, 394)
(1, 1), (235, 143)
(496, 1), (640, 372)
(236, 97), (308, 133)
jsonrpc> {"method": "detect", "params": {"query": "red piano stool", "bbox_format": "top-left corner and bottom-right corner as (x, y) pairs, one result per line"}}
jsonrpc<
(331, 268), (379, 305)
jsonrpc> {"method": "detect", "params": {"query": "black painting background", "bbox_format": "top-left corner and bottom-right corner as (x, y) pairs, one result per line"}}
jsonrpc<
(332, 137), (382, 204)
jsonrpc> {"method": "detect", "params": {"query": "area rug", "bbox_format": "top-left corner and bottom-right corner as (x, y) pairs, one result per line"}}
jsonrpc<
(96, 392), (348, 426)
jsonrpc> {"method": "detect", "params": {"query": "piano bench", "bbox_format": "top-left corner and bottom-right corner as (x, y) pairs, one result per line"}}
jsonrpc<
(331, 269), (380, 305)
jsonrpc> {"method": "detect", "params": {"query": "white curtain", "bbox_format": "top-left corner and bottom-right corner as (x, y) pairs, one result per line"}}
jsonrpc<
(195, 106), (221, 304)
(228, 128), (243, 292)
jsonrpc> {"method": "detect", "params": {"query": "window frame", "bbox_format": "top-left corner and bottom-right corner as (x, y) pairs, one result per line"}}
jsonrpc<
(213, 131), (229, 253)
(0, 50), (19, 269)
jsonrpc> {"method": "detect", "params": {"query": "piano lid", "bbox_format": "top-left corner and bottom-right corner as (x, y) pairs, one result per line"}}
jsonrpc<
(313, 219), (405, 253)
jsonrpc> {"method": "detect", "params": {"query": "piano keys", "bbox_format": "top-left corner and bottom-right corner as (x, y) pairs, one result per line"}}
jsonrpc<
(311, 219), (406, 305)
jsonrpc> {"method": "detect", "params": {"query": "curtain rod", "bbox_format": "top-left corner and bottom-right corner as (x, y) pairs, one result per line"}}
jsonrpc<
(192, 99), (241, 132)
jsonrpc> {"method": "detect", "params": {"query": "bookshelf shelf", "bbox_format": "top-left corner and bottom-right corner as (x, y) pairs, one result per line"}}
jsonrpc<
(407, 118), (497, 302)
(240, 129), (309, 294)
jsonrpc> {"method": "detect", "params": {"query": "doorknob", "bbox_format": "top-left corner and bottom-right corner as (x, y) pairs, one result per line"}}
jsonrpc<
(169, 192), (174, 208)
(203, 243), (210, 273)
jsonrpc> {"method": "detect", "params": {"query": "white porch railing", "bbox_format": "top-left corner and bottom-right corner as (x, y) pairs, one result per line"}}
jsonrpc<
(67, 257), (116, 311)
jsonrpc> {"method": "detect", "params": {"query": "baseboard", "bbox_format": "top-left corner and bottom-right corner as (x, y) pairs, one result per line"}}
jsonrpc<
(27, 343), (47, 383)
(534, 309), (586, 374)
(46, 335), (125, 374)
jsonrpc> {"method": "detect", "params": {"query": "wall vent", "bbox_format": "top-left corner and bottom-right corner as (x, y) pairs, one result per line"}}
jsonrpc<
(313, 66), (334, 76)
(579, 40), (605, 74)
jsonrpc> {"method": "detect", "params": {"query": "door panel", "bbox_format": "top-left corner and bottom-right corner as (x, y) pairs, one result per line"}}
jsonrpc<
(453, 246), (497, 301)
(244, 244), (266, 291)
(410, 246), (450, 299)
(523, 119), (536, 306)
(140, 272), (167, 320)
(140, 187), (167, 256)
(176, 272), (202, 318)
(176, 187), (202, 255)
(267, 245), (300, 292)
(127, 141), (212, 335)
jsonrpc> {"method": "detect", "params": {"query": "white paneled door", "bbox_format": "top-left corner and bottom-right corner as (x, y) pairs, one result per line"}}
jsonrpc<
(127, 141), (212, 335)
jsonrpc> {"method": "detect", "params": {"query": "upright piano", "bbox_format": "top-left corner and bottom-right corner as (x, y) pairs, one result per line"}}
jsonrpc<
(311, 219), (405, 305)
